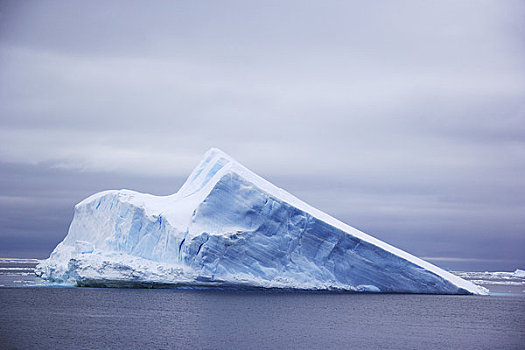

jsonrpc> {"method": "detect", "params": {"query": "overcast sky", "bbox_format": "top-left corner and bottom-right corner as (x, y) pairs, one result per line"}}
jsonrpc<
(1, 0), (524, 271)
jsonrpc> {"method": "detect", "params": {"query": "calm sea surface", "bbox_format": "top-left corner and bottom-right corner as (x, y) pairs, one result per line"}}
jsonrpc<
(1, 260), (524, 349)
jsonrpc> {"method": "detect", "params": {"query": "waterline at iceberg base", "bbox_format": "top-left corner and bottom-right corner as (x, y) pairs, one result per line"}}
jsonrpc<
(36, 148), (488, 295)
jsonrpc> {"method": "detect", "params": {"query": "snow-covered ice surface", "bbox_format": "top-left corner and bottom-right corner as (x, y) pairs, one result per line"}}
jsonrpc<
(36, 148), (487, 294)
(0, 258), (44, 287)
(453, 269), (525, 295)
(454, 269), (525, 283)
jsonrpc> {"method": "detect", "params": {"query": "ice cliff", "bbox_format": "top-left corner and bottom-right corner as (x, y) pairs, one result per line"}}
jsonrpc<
(36, 148), (488, 294)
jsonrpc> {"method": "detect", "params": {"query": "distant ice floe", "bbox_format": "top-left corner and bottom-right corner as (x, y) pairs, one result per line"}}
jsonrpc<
(453, 269), (525, 286)
(0, 259), (45, 287)
(0, 258), (39, 264)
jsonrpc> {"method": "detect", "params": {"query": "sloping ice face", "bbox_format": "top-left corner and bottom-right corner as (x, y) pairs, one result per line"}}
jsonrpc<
(36, 148), (488, 294)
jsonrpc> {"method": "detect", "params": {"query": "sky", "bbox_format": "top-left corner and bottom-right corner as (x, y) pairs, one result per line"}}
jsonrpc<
(0, 0), (524, 271)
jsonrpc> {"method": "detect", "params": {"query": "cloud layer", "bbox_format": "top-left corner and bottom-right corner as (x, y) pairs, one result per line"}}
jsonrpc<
(1, 0), (524, 270)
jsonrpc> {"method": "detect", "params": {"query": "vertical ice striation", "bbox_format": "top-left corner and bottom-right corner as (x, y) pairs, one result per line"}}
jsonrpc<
(36, 148), (488, 294)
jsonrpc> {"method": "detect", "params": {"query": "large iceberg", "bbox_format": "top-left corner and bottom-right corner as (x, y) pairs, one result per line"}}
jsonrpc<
(36, 148), (487, 294)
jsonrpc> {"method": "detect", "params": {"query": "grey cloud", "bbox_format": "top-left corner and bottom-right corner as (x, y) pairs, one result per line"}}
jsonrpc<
(0, 0), (523, 271)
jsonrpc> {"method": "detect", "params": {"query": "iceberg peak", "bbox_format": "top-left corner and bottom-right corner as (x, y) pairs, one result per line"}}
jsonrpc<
(36, 148), (488, 295)
(178, 147), (237, 197)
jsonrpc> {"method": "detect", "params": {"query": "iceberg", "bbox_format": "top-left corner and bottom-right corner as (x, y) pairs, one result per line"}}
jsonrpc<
(36, 148), (488, 294)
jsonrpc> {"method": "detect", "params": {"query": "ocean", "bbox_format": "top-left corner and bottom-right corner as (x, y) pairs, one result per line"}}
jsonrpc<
(1, 259), (524, 349)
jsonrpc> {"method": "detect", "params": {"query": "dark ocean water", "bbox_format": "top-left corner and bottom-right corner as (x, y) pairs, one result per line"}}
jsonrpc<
(1, 260), (524, 349)
(1, 287), (525, 349)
